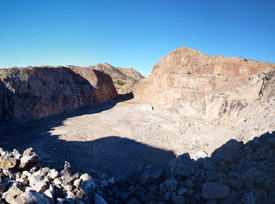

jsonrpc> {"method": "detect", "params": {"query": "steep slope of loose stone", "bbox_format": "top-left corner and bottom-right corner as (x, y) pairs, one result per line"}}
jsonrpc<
(134, 47), (275, 122)
(0, 66), (117, 122)
(90, 63), (144, 94)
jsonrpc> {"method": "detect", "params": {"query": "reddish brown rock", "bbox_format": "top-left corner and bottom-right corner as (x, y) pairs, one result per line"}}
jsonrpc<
(134, 47), (275, 104)
(88, 63), (144, 94)
(0, 66), (117, 122)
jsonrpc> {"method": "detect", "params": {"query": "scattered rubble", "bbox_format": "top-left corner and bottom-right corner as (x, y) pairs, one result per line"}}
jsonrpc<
(1, 131), (274, 203)
(0, 147), (111, 204)
(107, 131), (274, 204)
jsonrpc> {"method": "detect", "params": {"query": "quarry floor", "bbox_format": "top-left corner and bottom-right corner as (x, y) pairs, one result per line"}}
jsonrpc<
(0, 96), (270, 177)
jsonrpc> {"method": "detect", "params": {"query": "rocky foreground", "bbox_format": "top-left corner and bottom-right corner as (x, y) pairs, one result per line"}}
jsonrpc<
(0, 131), (274, 204)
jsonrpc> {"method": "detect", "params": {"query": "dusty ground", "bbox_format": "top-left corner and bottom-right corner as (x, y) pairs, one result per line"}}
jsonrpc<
(0, 95), (274, 177)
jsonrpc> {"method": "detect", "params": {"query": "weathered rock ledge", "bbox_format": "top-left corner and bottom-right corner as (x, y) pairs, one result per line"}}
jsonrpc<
(0, 67), (117, 122)
(134, 47), (275, 104)
(134, 47), (275, 124)
(1, 131), (274, 203)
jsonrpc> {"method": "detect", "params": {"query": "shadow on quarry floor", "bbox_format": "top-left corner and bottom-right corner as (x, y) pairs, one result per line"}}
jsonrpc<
(0, 93), (176, 177)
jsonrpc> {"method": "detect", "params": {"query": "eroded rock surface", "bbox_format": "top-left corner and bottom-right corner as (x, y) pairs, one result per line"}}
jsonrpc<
(0, 66), (117, 122)
(134, 47), (274, 103)
(90, 63), (144, 94)
(134, 47), (275, 123)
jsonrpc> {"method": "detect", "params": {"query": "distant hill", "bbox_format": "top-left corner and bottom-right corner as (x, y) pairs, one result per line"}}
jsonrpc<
(89, 63), (144, 94)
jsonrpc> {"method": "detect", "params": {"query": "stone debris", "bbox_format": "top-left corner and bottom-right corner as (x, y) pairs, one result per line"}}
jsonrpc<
(0, 131), (274, 203)
(141, 104), (154, 111)
(0, 148), (110, 204)
(103, 131), (275, 204)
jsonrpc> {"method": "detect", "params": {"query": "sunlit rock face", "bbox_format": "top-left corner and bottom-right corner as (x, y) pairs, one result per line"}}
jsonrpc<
(0, 66), (117, 122)
(90, 63), (144, 94)
(134, 47), (275, 121)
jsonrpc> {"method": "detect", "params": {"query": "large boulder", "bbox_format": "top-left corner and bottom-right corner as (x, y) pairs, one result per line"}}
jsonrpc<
(0, 66), (117, 122)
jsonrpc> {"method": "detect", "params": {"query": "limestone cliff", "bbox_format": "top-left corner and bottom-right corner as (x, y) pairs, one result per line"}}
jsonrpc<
(134, 47), (275, 122)
(0, 66), (117, 122)
(134, 47), (274, 104)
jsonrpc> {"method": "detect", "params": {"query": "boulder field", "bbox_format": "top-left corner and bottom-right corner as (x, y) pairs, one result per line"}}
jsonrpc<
(0, 131), (274, 203)
(0, 67), (117, 122)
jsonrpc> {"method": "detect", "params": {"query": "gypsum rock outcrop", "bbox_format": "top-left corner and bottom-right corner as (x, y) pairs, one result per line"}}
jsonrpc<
(134, 47), (275, 121)
(0, 66), (117, 122)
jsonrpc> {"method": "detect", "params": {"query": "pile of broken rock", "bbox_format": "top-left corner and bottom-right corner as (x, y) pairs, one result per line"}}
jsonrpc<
(107, 131), (275, 204)
(1, 131), (275, 204)
(0, 147), (111, 204)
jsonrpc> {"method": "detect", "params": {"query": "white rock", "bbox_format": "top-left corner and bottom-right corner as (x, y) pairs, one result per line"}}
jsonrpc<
(190, 150), (209, 160)
(141, 104), (154, 111)
(53, 178), (62, 185)
(43, 188), (55, 204)
(63, 184), (73, 192)
(66, 191), (76, 199)
(30, 171), (44, 186)
(22, 170), (31, 177)
(19, 151), (38, 170)
(80, 173), (92, 182)
(31, 181), (48, 194)
(2, 183), (24, 203)
(48, 169), (59, 180)
(74, 178), (82, 188)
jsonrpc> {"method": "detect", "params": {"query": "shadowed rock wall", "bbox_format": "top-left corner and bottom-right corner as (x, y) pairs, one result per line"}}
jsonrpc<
(0, 67), (117, 122)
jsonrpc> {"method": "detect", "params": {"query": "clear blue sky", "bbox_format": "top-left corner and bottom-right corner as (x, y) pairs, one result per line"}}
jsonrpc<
(0, 0), (274, 77)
